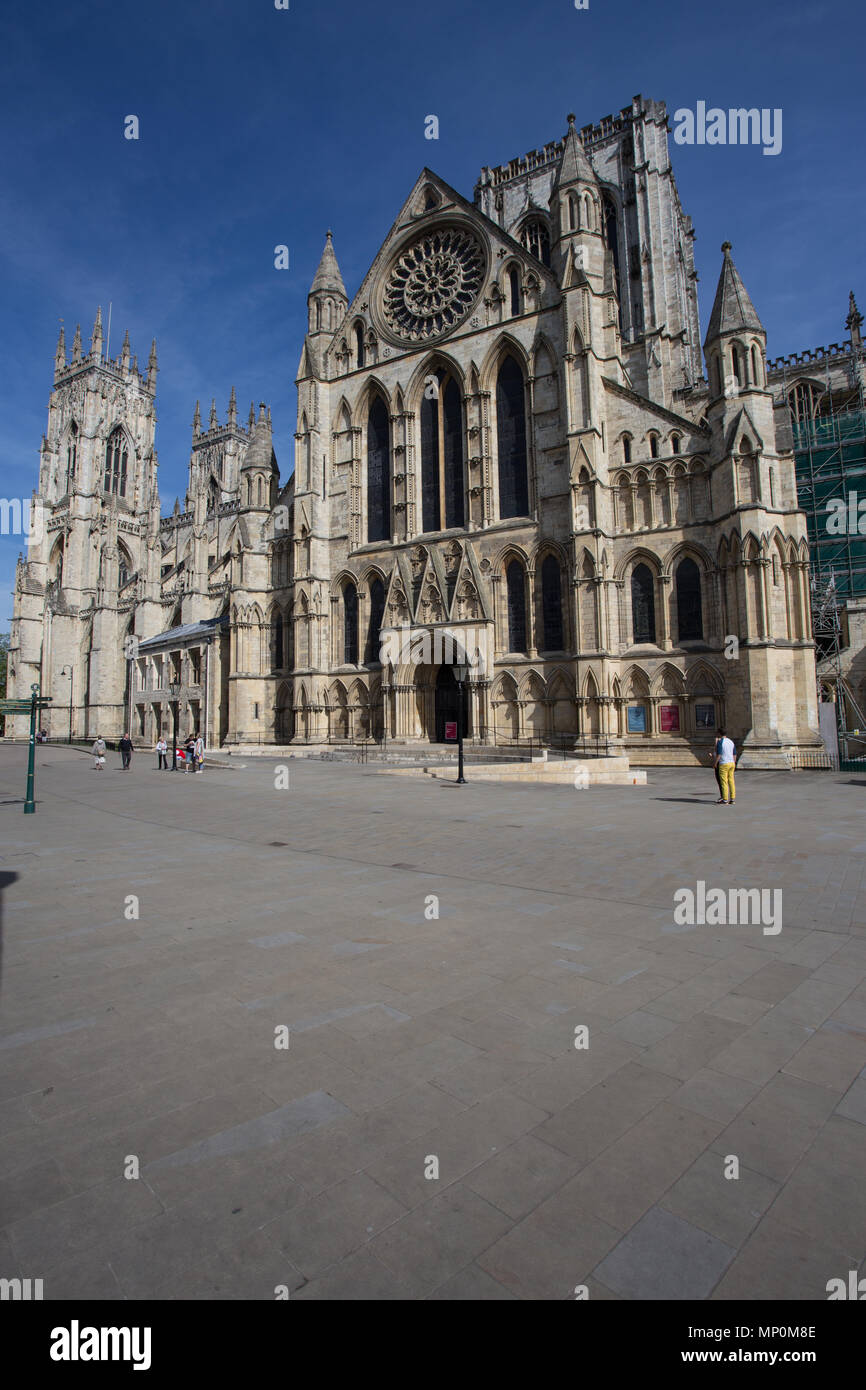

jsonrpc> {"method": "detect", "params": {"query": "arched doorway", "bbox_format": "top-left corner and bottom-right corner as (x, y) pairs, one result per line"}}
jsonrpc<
(434, 665), (459, 743)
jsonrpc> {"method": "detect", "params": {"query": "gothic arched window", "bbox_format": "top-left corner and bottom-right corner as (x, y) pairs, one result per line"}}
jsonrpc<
(509, 267), (521, 317)
(520, 218), (551, 268)
(272, 612), (284, 669)
(541, 554), (564, 652)
(367, 577), (386, 664)
(496, 356), (529, 519)
(343, 583), (359, 664)
(602, 195), (621, 301)
(66, 422), (78, 491)
(103, 428), (128, 496)
(118, 550), (131, 590)
(420, 371), (464, 532)
(354, 323), (365, 370)
(367, 396), (391, 542)
(506, 560), (527, 653)
(622, 435), (632, 464)
(631, 563), (656, 644)
(676, 557), (703, 641)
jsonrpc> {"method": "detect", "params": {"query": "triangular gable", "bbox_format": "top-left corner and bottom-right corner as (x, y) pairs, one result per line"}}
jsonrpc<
(725, 404), (765, 455)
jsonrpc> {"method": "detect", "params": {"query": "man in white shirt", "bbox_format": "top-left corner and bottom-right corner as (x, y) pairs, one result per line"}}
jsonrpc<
(713, 729), (737, 804)
(156, 737), (168, 771)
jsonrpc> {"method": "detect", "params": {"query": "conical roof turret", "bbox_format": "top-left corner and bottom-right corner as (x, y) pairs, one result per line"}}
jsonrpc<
(310, 230), (347, 298)
(705, 242), (764, 345)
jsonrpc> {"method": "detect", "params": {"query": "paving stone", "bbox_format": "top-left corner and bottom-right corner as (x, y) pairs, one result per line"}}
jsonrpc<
(593, 1207), (737, 1300)
(661, 1151), (780, 1247)
(370, 1185), (512, 1296)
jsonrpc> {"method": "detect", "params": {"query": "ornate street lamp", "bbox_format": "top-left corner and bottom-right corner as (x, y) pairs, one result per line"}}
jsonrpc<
(60, 665), (73, 743)
(454, 662), (468, 786)
(168, 680), (180, 770)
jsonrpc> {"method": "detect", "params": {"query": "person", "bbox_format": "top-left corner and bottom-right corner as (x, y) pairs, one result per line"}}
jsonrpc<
(713, 728), (738, 805)
(193, 732), (204, 774)
(92, 736), (106, 771)
(119, 733), (134, 771)
(183, 734), (195, 773)
(156, 736), (168, 771)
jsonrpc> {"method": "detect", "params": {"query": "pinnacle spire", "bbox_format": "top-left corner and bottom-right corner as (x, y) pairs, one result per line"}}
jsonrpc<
(553, 113), (597, 191)
(310, 230), (347, 300)
(228, 385), (237, 426)
(248, 401), (256, 429)
(55, 323), (66, 371)
(846, 291), (863, 351)
(193, 400), (201, 437)
(147, 338), (158, 388)
(209, 398), (218, 431)
(90, 305), (104, 357)
(72, 324), (82, 362)
(704, 242), (764, 345)
(121, 329), (131, 367)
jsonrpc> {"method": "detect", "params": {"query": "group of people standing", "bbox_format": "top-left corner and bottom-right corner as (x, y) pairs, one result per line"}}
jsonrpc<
(91, 734), (204, 773)
(156, 734), (204, 773)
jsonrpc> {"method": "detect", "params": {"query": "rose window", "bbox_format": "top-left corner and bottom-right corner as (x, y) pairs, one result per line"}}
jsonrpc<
(382, 227), (485, 342)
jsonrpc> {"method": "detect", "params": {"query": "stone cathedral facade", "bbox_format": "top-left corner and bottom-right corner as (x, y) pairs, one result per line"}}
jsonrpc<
(8, 95), (820, 766)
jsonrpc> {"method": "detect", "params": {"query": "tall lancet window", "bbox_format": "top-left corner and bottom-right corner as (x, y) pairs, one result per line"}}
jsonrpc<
(66, 422), (78, 492)
(367, 396), (391, 542)
(496, 356), (529, 519)
(103, 428), (128, 496)
(541, 554), (564, 652)
(631, 563), (656, 644)
(420, 369), (465, 532)
(343, 582), (359, 664)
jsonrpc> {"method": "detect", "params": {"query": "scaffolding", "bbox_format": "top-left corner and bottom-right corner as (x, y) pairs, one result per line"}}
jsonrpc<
(810, 572), (866, 767)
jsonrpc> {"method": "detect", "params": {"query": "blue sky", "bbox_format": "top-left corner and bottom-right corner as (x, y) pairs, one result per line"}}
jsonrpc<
(1, 0), (863, 629)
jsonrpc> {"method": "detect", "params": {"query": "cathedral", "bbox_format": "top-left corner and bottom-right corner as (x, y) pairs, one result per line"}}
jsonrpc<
(7, 95), (821, 766)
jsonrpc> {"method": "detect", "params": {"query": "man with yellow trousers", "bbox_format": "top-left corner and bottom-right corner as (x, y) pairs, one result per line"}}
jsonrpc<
(713, 729), (738, 805)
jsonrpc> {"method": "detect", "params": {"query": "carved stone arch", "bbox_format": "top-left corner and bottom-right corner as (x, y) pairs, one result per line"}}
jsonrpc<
(615, 546), (662, 583)
(519, 668), (546, 701)
(623, 664), (651, 699)
(494, 541), (531, 573)
(742, 531), (761, 562)
(406, 350), (465, 412)
(578, 547), (596, 579)
(685, 660), (723, 696)
(478, 331), (531, 394)
(661, 538), (713, 580)
(651, 662), (685, 697)
(331, 567), (359, 601)
(361, 375), (392, 414)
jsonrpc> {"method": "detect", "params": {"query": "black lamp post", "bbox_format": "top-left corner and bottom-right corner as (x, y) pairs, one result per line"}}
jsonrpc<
(60, 665), (73, 743)
(169, 680), (180, 770)
(454, 662), (468, 785)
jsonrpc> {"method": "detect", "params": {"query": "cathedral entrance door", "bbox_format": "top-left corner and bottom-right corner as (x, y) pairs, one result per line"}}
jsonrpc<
(434, 664), (460, 743)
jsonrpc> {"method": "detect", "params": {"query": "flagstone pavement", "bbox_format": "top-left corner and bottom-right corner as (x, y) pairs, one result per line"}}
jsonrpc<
(1, 742), (865, 1300)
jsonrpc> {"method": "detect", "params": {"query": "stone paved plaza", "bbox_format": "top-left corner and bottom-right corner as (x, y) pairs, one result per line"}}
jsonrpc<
(1, 742), (865, 1301)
